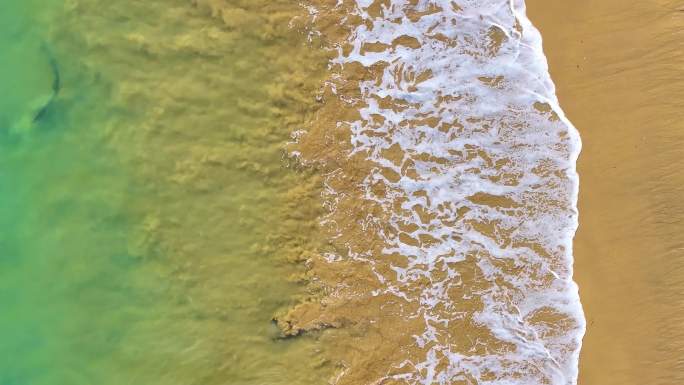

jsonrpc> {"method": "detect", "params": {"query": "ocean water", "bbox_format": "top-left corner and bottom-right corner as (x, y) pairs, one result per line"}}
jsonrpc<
(1, 1), (330, 384)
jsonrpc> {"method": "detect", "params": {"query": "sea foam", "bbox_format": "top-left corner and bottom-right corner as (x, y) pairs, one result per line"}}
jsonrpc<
(295, 1), (585, 383)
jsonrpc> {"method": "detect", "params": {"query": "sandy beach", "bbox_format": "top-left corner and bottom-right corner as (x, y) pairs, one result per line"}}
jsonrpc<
(528, 1), (684, 384)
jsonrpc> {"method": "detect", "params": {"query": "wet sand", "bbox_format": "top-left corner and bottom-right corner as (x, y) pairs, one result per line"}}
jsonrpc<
(527, 1), (684, 384)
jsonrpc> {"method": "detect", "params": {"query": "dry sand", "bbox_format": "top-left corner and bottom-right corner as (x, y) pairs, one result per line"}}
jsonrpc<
(527, 1), (684, 384)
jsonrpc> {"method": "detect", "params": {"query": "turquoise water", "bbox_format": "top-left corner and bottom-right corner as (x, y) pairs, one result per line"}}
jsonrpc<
(1, 3), (158, 383)
(0, 1), (329, 384)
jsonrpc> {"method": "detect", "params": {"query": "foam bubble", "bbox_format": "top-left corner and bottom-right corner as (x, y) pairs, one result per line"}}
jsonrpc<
(299, 1), (585, 383)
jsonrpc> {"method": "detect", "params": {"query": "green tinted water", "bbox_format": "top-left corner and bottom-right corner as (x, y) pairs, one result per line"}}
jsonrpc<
(0, 1), (328, 384)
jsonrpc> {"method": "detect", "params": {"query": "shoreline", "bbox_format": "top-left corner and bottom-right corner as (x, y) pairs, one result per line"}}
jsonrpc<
(287, 2), (586, 383)
(528, 1), (684, 383)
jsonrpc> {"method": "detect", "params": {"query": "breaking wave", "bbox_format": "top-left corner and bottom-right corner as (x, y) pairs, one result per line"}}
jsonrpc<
(286, 1), (585, 384)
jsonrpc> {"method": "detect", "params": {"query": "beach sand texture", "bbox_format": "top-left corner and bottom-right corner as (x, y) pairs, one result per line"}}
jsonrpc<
(528, 1), (684, 384)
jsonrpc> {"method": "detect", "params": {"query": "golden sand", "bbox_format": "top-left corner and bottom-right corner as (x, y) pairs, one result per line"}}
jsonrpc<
(527, 1), (684, 384)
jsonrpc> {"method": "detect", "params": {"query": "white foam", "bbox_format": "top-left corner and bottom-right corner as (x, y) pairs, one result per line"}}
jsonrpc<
(303, 0), (585, 384)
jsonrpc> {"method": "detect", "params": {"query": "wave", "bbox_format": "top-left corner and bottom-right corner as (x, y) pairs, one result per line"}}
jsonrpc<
(285, 1), (585, 384)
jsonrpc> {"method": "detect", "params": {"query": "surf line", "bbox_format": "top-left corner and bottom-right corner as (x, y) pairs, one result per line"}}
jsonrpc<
(285, 1), (586, 384)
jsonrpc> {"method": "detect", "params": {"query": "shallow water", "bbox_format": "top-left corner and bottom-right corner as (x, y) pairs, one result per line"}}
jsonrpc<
(1, 1), (330, 384)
